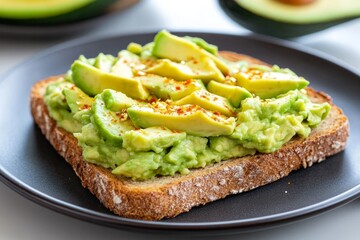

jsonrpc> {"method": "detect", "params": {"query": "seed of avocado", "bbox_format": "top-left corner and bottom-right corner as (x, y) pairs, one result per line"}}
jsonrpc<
(234, 69), (309, 99)
(207, 80), (252, 108)
(146, 57), (224, 83)
(92, 95), (136, 145)
(71, 60), (149, 99)
(127, 102), (236, 137)
(174, 89), (235, 116)
(139, 74), (205, 100)
(152, 30), (230, 75)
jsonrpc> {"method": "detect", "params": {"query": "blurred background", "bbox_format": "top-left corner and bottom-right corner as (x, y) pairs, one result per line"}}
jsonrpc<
(0, 0), (359, 239)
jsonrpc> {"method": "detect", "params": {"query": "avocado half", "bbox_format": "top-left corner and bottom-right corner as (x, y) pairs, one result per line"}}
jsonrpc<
(0, 0), (118, 25)
(219, 0), (360, 38)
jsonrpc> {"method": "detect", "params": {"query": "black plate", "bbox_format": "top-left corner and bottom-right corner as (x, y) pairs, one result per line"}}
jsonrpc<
(0, 32), (360, 233)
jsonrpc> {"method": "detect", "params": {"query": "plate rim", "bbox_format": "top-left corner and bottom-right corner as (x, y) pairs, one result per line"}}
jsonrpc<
(1, 31), (360, 232)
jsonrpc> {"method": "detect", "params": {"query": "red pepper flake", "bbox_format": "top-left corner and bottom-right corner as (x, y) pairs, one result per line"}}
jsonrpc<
(81, 104), (90, 110)
(175, 86), (181, 91)
(213, 111), (221, 116)
(184, 79), (192, 85)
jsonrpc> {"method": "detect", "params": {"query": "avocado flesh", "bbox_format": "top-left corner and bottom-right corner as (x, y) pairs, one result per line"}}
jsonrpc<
(174, 90), (235, 117)
(235, 0), (360, 24)
(221, 0), (360, 38)
(0, 0), (93, 19)
(234, 70), (309, 99)
(146, 57), (225, 83)
(0, 0), (117, 25)
(183, 36), (218, 55)
(122, 127), (186, 153)
(152, 30), (230, 75)
(127, 102), (236, 137)
(63, 86), (94, 113)
(101, 89), (137, 112)
(92, 95), (136, 146)
(71, 60), (149, 100)
(139, 75), (205, 100)
(207, 80), (252, 108)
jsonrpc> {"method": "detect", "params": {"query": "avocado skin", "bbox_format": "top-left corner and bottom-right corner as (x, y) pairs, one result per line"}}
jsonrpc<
(0, 0), (117, 26)
(219, 0), (357, 38)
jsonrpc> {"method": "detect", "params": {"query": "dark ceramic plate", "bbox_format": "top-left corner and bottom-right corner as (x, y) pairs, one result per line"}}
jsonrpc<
(0, 32), (360, 234)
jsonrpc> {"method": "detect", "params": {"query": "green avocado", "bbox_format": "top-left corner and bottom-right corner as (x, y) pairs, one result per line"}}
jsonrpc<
(101, 89), (137, 112)
(71, 59), (149, 100)
(146, 57), (225, 83)
(63, 86), (94, 113)
(92, 94), (136, 146)
(127, 102), (236, 136)
(122, 127), (186, 153)
(221, 0), (360, 38)
(183, 36), (218, 55)
(139, 75), (205, 100)
(152, 30), (230, 75)
(234, 67), (309, 99)
(174, 89), (235, 116)
(0, 0), (117, 25)
(207, 80), (252, 107)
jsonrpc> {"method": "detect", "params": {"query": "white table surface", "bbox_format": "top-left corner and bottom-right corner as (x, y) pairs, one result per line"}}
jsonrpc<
(1, 1), (359, 239)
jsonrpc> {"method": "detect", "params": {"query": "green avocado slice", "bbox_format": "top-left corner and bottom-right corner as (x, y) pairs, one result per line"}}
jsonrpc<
(146, 57), (224, 83)
(127, 102), (236, 137)
(139, 75), (205, 100)
(152, 30), (230, 75)
(71, 60), (149, 100)
(122, 127), (186, 153)
(63, 86), (94, 113)
(174, 89), (235, 116)
(92, 95), (136, 145)
(234, 69), (309, 99)
(207, 80), (252, 107)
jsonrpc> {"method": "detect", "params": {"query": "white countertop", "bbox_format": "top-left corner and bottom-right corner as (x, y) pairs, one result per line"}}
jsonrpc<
(1, 1), (359, 239)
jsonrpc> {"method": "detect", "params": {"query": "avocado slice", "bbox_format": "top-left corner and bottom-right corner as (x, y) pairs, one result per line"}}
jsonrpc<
(207, 80), (252, 108)
(234, 69), (309, 99)
(101, 89), (137, 112)
(71, 60), (149, 100)
(174, 90), (235, 116)
(183, 36), (218, 55)
(92, 95), (136, 145)
(220, 0), (360, 38)
(0, 0), (117, 25)
(139, 75), (205, 100)
(93, 53), (115, 72)
(152, 30), (230, 74)
(122, 127), (186, 153)
(146, 57), (225, 83)
(63, 86), (94, 113)
(127, 102), (236, 136)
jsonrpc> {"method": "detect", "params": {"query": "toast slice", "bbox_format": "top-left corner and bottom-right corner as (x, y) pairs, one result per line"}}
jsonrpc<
(30, 52), (349, 220)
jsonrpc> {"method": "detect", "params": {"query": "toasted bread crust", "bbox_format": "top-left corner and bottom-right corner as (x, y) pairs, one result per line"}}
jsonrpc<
(30, 52), (349, 220)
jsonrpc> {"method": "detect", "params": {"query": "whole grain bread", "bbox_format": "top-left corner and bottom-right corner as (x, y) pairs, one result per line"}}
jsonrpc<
(30, 52), (349, 220)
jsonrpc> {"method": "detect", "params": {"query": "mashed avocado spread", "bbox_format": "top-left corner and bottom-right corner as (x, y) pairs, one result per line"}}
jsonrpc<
(44, 30), (330, 180)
